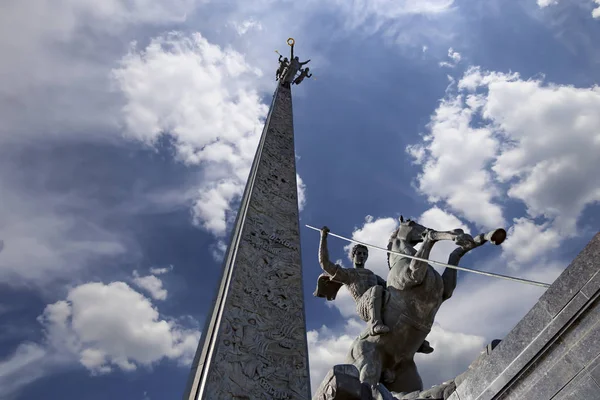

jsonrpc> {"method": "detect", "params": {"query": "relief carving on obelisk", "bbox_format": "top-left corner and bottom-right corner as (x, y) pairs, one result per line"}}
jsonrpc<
(201, 80), (310, 399)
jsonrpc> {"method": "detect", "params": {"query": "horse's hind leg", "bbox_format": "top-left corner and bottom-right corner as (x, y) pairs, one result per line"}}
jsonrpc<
(347, 340), (383, 387)
(386, 359), (423, 394)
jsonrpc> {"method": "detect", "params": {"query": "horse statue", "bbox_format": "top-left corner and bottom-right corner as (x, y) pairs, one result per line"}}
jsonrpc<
(337, 217), (506, 394)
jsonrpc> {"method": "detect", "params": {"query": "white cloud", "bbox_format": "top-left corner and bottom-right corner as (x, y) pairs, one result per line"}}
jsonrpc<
(537, 0), (558, 7)
(414, 325), (484, 387)
(112, 31), (314, 236)
(297, 174), (307, 212)
(0, 281), (199, 397)
(418, 207), (471, 268)
(149, 265), (173, 275)
(231, 18), (263, 35)
(501, 218), (561, 268)
(210, 240), (228, 262)
(39, 282), (199, 374)
(307, 319), (365, 391)
(409, 66), (600, 243)
(192, 180), (245, 236)
(112, 32), (269, 237)
(439, 47), (462, 68)
(482, 75), (600, 236)
(435, 261), (563, 338)
(132, 271), (168, 300)
(537, 0), (600, 19)
(0, 0), (199, 143)
(407, 94), (505, 229)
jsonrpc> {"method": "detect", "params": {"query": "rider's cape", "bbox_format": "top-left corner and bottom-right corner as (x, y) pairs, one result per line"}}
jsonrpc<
(313, 273), (343, 301)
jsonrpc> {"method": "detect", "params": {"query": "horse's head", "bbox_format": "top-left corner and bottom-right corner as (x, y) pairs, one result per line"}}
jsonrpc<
(396, 215), (428, 245)
(387, 216), (428, 268)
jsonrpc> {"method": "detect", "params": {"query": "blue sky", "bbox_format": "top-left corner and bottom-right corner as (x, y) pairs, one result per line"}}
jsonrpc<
(1, 0), (600, 399)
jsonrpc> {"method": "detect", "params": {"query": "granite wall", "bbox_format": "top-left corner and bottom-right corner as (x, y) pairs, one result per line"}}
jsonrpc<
(450, 233), (600, 400)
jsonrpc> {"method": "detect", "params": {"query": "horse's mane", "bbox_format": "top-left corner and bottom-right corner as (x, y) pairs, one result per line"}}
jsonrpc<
(387, 218), (417, 269)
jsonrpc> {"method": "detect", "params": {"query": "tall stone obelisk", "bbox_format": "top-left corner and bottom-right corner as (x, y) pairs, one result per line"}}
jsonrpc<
(184, 40), (311, 400)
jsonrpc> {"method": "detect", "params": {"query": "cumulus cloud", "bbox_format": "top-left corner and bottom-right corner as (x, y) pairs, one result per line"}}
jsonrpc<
(132, 271), (168, 300)
(113, 32), (269, 236)
(0, 281), (199, 397)
(40, 282), (199, 373)
(407, 94), (505, 229)
(481, 72), (600, 236)
(408, 65), (600, 263)
(0, 0), (199, 142)
(112, 31), (312, 236)
(501, 218), (561, 268)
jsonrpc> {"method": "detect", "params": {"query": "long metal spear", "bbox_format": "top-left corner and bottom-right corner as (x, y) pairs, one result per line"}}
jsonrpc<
(305, 225), (551, 289)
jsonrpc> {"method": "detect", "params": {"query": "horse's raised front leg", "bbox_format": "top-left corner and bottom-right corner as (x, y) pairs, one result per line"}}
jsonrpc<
(429, 229), (476, 248)
(442, 228), (506, 301)
(406, 229), (438, 284)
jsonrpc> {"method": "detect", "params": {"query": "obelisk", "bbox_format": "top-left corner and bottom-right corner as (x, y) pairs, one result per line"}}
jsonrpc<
(184, 39), (311, 400)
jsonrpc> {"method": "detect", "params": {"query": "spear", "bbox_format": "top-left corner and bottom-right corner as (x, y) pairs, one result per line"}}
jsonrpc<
(305, 224), (551, 288)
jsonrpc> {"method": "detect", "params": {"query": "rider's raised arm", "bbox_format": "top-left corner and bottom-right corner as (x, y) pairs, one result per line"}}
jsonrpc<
(319, 229), (349, 283)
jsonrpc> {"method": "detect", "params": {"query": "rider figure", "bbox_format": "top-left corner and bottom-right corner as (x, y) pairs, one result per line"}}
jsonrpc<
(293, 67), (312, 85)
(318, 226), (390, 335)
(276, 55), (289, 81)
